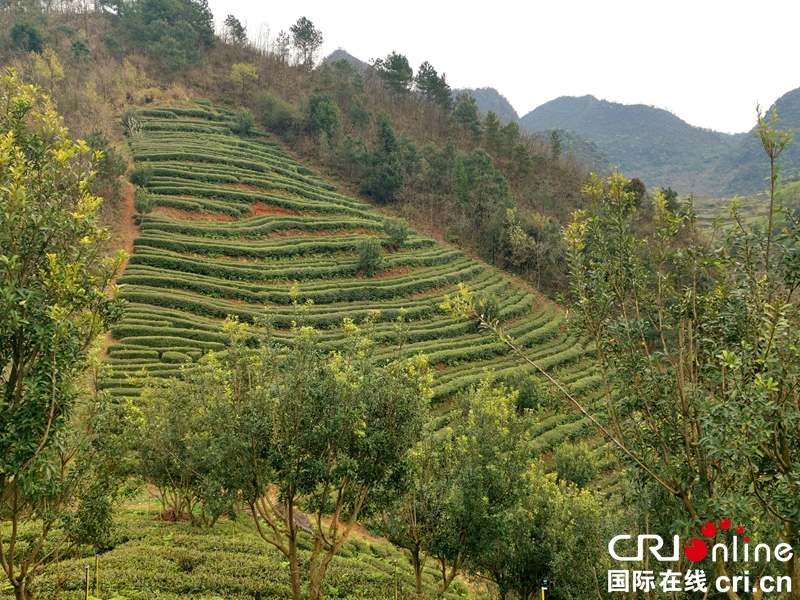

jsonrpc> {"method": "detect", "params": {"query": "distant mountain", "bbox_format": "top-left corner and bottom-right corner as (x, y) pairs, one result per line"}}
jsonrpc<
(519, 95), (743, 195)
(714, 87), (800, 195)
(323, 48), (369, 72)
(453, 87), (519, 124)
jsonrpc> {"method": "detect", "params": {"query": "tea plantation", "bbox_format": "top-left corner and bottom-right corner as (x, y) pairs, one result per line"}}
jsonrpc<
(105, 102), (601, 415)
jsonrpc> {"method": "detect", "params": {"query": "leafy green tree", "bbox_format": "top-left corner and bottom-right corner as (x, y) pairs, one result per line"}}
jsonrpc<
(425, 381), (533, 594)
(136, 369), (234, 526)
(554, 442), (598, 489)
(206, 314), (432, 600)
(133, 187), (154, 214)
(85, 129), (127, 205)
(290, 16), (323, 70)
(451, 93), (482, 141)
(414, 61), (452, 111)
(308, 94), (341, 140)
(623, 176), (647, 207)
(463, 149), (512, 230)
(231, 107), (255, 135)
(482, 111), (502, 153)
(383, 217), (409, 249)
(452, 154), (469, 206)
(129, 163), (154, 187)
(360, 111), (405, 203)
(228, 62), (258, 103)
(223, 14), (247, 45)
(550, 128), (561, 160)
(123, 0), (214, 70)
(0, 71), (126, 600)
(10, 23), (43, 53)
(374, 51), (413, 99)
(356, 235), (383, 274)
(447, 109), (800, 597)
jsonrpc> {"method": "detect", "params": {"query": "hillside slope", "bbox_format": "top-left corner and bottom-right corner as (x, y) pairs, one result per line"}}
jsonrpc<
(104, 104), (599, 404)
(520, 95), (741, 194)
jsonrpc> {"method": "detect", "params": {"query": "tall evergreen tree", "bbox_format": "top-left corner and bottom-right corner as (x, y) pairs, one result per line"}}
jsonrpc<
(360, 112), (405, 203)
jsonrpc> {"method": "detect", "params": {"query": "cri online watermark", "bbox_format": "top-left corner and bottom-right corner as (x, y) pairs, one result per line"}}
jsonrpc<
(607, 517), (795, 594)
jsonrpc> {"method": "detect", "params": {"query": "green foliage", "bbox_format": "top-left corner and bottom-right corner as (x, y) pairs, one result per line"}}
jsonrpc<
(404, 381), (535, 594)
(290, 16), (323, 69)
(360, 112), (405, 203)
(451, 154), (468, 206)
(0, 70), (127, 600)
(122, 0), (215, 71)
(373, 51), (413, 98)
(566, 129), (800, 587)
(554, 442), (598, 488)
(85, 129), (127, 203)
(223, 14), (246, 45)
(356, 236), (383, 275)
(129, 164), (155, 186)
(308, 93), (341, 139)
(10, 22), (43, 53)
(176, 317), (433, 600)
(623, 176), (646, 206)
(451, 94), (481, 140)
(260, 92), (300, 136)
(231, 107), (255, 135)
(414, 61), (452, 111)
(133, 187), (155, 214)
(382, 217), (408, 248)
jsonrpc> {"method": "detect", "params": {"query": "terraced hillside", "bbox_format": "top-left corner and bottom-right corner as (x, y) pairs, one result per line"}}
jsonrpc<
(104, 102), (599, 412)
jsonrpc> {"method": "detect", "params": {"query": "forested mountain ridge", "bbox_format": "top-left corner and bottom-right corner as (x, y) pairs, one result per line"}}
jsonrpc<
(520, 94), (743, 194)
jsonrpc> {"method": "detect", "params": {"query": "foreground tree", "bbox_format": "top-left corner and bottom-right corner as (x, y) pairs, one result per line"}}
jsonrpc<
(445, 108), (800, 599)
(168, 309), (432, 600)
(380, 381), (533, 595)
(0, 70), (126, 600)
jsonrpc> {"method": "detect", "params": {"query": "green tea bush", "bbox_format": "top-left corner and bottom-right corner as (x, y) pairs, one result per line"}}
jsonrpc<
(356, 236), (383, 275)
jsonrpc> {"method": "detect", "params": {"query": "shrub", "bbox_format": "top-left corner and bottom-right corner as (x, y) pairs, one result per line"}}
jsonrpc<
(383, 217), (408, 248)
(133, 188), (154, 214)
(231, 107), (254, 135)
(554, 442), (598, 488)
(356, 237), (383, 275)
(161, 351), (192, 364)
(474, 291), (501, 324)
(10, 23), (43, 53)
(129, 164), (154, 187)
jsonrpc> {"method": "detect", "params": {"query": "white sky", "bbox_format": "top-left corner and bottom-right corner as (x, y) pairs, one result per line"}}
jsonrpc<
(207, 0), (800, 134)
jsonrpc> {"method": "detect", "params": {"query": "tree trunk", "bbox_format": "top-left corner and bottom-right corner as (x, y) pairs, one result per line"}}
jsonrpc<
(410, 547), (422, 595)
(288, 541), (302, 600)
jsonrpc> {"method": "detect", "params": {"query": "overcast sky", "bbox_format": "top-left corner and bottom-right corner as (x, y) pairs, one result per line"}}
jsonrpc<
(206, 0), (800, 134)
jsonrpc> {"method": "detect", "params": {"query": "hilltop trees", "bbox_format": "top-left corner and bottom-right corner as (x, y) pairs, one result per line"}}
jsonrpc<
(0, 71), (126, 600)
(123, 0), (215, 70)
(373, 51), (413, 99)
(290, 16), (323, 70)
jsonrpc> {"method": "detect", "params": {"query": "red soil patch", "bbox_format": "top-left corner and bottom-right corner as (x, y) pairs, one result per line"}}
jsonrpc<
(250, 202), (302, 216)
(152, 206), (236, 221)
